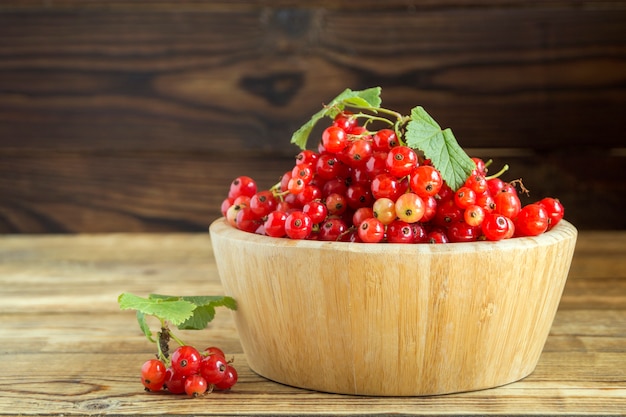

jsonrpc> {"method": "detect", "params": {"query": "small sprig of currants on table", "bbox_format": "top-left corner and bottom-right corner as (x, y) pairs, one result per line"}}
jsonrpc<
(223, 87), (564, 243)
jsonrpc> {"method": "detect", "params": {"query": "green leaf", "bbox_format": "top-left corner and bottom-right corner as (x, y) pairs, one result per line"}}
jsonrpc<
(290, 87), (382, 150)
(149, 294), (237, 331)
(405, 106), (475, 190)
(136, 311), (156, 342)
(118, 293), (196, 326)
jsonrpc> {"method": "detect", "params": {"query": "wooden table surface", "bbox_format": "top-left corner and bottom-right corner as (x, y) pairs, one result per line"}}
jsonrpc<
(1, 231), (625, 416)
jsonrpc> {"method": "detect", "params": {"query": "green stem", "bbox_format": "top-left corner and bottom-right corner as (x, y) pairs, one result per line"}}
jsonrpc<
(168, 329), (187, 347)
(485, 164), (509, 180)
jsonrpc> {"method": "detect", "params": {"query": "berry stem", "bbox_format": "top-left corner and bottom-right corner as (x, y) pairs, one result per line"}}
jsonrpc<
(485, 164), (509, 180)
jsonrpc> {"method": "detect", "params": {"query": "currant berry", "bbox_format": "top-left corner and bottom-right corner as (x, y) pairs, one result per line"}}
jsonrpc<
(316, 153), (349, 180)
(318, 218), (348, 241)
(433, 198), (463, 227)
(427, 229), (449, 244)
(386, 220), (414, 243)
(494, 190), (521, 219)
(214, 365), (238, 391)
(372, 129), (398, 151)
(235, 207), (260, 233)
(228, 176), (257, 200)
(141, 359), (167, 392)
(447, 221), (479, 243)
(200, 352), (228, 385)
(333, 111), (357, 132)
(481, 213), (511, 241)
(395, 192), (425, 223)
(514, 203), (549, 237)
(410, 165), (443, 198)
(185, 374), (208, 397)
(325, 192), (348, 216)
(345, 183), (373, 210)
(454, 186), (477, 209)
(386, 146), (418, 178)
(464, 173), (488, 194)
(204, 346), (226, 358)
(472, 157), (487, 175)
(321, 126), (348, 153)
(249, 191), (277, 218)
(264, 210), (287, 237)
(171, 345), (202, 377)
(371, 173), (404, 201)
(296, 184), (322, 206)
(284, 211), (313, 240)
(164, 368), (186, 395)
(344, 139), (373, 167)
(464, 204), (486, 227)
(295, 149), (319, 167)
(287, 177), (306, 195)
(303, 200), (328, 224)
(358, 217), (385, 243)
(372, 197), (397, 225)
(421, 195), (438, 223)
(352, 207), (374, 227)
(538, 197), (564, 230)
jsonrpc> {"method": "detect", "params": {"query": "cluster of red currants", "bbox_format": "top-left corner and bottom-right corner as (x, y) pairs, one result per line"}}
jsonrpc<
(141, 345), (237, 397)
(221, 113), (564, 243)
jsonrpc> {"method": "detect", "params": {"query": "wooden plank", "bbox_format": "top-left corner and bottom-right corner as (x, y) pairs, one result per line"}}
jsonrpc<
(0, 5), (624, 151)
(1, 151), (624, 232)
(0, 232), (624, 414)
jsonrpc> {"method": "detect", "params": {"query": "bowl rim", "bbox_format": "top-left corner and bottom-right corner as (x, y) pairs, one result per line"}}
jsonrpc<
(209, 217), (577, 254)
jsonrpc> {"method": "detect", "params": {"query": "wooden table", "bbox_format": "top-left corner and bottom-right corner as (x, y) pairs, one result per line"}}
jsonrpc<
(1, 231), (624, 416)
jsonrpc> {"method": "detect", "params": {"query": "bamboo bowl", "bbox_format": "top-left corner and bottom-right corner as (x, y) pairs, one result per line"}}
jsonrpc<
(209, 217), (577, 396)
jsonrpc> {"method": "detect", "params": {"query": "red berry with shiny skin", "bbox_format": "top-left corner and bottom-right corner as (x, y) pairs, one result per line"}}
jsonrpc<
(515, 203), (549, 237)
(386, 146), (418, 178)
(171, 345), (202, 377)
(538, 197), (565, 229)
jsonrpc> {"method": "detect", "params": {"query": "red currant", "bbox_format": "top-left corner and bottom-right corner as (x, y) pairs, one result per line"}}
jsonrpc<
(386, 146), (418, 178)
(141, 359), (167, 392)
(302, 200), (328, 224)
(321, 126), (348, 154)
(372, 129), (398, 151)
(538, 197), (564, 229)
(184, 374), (208, 397)
(171, 345), (202, 377)
(228, 176), (257, 200)
(454, 186), (477, 209)
(200, 353), (228, 385)
(214, 365), (238, 391)
(358, 217), (385, 243)
(410, 165), (443, 197)
(249, 191), (277, 218)
(164, 368), (186, 395)
(318, 218), (348, 241)
(264, 210), (287, 238)
(395, 192), (425, 223)
(494, 190), (521, 219)
(481, 213), (511, 241)
(514, 203), (549, 237)
(386, 220), (414, 243)
(284, 211), (313, 239)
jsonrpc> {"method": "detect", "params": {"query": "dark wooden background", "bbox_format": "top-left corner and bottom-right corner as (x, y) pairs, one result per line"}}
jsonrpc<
(1, 1), (625, 233)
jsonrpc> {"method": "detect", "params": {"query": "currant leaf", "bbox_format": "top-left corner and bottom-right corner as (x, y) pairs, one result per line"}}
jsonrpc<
(136, 310), (156, 342)
(405, 106), (475, 190)
(118, 293), (196, 326)
(290, 87), (382, 150)
(149, 294), (237, 331)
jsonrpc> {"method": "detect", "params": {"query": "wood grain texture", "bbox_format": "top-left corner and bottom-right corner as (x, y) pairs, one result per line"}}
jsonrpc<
(0, 0), (625, 232)
(0, 232), (624, 415)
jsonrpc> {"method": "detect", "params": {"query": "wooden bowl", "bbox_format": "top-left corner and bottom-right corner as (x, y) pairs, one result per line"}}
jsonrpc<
(209, 217), (577, 396)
